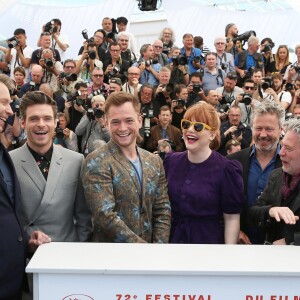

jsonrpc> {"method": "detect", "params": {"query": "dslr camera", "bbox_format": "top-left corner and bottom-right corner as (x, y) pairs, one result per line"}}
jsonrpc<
(192, 84), (202, 94)
(7, 36), (19, 49)
(55, 127), (64, 139)
(261, 77), (273, 90)
(172, 99), (185, 109)
(144, 58), (158, 67)
(81, 29), (94, 43)
(59, 72), (78, 82)
(108, 64), (121, 78)
(292, 64), (300, 73)
(240, 93), (252, 105)
(44, 58), (54, 68)
(67, 91), (85, 106)
(44, 20), (58, 34)
(87, 105), (105, 121)
(171, 55), (187, 67)
(220, 94), (235, 105)
(88, 50), (96, 60)
(234, 123), (247, 137)
(141, 106), (154, 138)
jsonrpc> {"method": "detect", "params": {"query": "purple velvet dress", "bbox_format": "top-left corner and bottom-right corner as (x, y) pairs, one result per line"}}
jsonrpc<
(164, 150), (244, 244)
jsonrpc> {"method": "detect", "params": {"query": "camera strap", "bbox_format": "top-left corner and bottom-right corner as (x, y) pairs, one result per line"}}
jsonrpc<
(82, 121), (96, 154)
(14, 46), (25, 68)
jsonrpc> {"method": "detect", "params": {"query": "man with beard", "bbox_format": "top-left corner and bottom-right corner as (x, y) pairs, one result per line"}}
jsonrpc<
(228, 101), (284, 244)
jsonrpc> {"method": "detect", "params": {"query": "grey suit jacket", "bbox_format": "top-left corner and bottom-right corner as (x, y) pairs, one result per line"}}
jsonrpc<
(9, 144), (92, 242)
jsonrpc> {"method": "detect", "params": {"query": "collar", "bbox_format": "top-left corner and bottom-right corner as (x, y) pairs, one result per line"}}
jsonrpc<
(250, 143), (281, 158)
(27, 143), (53, 162)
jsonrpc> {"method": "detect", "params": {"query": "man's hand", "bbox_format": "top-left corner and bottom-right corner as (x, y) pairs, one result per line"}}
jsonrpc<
(224, 126), (237, 137)
(269, 207), (299, 224)
(64, 101), (72, 110)
(238, 230), (252, 245)
(63, 128), (71, 139)
(28, 231), (51, 253)
(273, 238), (286, 245)
(74, 103), (85, 113)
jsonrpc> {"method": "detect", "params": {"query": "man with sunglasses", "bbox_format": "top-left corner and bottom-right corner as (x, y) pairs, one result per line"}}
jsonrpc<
(152, 40), (168, 66)
(87, 67), (110, 98)
(117, 32), (137, 65)
(219, 105), (252, 156)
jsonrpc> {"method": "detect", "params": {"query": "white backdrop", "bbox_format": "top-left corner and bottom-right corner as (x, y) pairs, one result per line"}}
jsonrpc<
(0, 0), (299, 60)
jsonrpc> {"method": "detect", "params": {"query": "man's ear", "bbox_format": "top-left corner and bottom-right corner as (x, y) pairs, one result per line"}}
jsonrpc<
(20, 118), (26, 129)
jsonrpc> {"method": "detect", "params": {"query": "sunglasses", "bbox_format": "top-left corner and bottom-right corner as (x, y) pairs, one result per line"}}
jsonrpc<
(181, 119), (212, 132)
(244, 86), (255, 91)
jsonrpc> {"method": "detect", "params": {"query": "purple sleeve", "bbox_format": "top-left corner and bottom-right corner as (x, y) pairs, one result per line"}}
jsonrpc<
(221, 159), (245, 214)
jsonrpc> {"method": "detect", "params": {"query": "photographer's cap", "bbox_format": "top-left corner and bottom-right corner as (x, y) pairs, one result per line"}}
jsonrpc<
(92, 94), (105, 103)
(109, 77), (122, 86)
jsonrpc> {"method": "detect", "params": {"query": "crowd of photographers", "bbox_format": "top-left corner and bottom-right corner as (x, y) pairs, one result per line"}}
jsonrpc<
(1, 18), (300, 158)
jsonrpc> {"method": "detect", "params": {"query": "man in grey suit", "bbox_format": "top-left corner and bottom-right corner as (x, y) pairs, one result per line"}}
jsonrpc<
(10, 91), (92, 242)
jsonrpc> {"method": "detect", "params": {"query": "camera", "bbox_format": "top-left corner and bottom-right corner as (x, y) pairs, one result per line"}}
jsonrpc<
(7, 36), (19, 49)
(162, 45), (171, 56)
(192, 56), (201, 64)
(59, 72), (78, 82)
(292, 65), (300, 73)
(262, 44), (273, 52)
(240, 93), (252, 105)
(171, 55), (187, 66)
(87, 106), (105, 120)
(55, 127), (64, 139)
(234, 123), (247, 137)
(44, 20), (58, 34)
(141, 106), (154, 138)
(145, 58), (158, 67)
(109, 64), (121, 78)
(67, 91), (85, 106)
(81, 29), (94, 43)
(220, 94), (234, 105)
(88, 87), (108, 100)
(10, 102), (20, 117)
(219, 103), (231, 113)
(172, 99), (185, 109)
(192, 84), (202, 94)
(28, 81), (37, 92)
(230, 30), (256, 43)
(88, 50), (96, 60)
(160, 83), (174, 94)
(285, 83), (294, 91)
(221, 62), (228, 71)
(106, 32), (115, 40)
(44, 58), (54, 68)
(261, 77), (273, 90)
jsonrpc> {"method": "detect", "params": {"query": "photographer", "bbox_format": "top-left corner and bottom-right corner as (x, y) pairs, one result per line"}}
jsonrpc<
(167, 46), (190, 86)
(54, 112), (78, 152)
(78, 29), (106, 62)
(287, 76), (300, 114)
(136, 44), (161, 86)
(180, 33), (203, 73)
(122, 66), (141, 96)
(224, 23), (240, 58)
(154, 67), (173, 107)
(259, 37), (275, 73)
(235, 36), (264, 87)
(109, 77), (123, 93)
(76, 41), (103, 82)
(38, 48), (63, 90)
(39, 19), (69, 61)
(75, 94), (110, 155)
(117, 32), (137, 65)
(186, 72), (206, 108)
(4, 28), (33, 82)
(0, 48), (8, 74)
(30, 32), (61, 66)
(219, 105), (252, 156)
(145, 105), (184, 153)
(103, 42), (130, 84)
(64, 81), (89, 133)
(87, 67), (110, 98)
(284, 43), (300, 84)
(158, 27), (175, 57)
(56, 59), (79, 98)
(214, 36), (235, 75)
(18, 64), (43, 97)
(152, 40), (168, 66)
(202, 52), (225, 94)
(171, 84), (188, 130)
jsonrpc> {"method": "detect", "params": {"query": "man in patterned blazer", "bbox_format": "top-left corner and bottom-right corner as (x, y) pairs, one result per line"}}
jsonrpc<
(83, 91), (171, 243)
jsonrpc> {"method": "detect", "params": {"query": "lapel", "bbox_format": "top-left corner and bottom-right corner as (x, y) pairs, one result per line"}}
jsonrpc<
(25, 145), (64, 224)
(109, 140), (142, 198)
(20, 144), (46, 194)
(137, 147), (148, 200)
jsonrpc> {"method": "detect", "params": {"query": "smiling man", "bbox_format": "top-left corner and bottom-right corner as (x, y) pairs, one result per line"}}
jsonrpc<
(83, 91), (171, 243)
(9, 91), (92, 245)
(228, 101), (284, 244)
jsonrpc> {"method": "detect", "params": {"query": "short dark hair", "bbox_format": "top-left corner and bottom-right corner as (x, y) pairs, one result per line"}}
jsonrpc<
(13, 66), (26, 77)
(109, 42), (120, 50)
(190, 72), (202, 81)
(74, 82), (88, 90)
(105, 91), (140, 115)
(243, 79), (255, 86)
(63, 59), (76, 68)
(94, 29), (106, 38)
(14, 28), (26, 35)
(52, 18), (62, 26)
(116, 17), (128, 25)
(20, 91), (57, 119)
(160, 105), (171, 114)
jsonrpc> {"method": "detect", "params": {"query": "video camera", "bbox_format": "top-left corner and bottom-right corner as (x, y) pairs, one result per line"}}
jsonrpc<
(44, 20), (58, 34)
(7, 36), (19, 49)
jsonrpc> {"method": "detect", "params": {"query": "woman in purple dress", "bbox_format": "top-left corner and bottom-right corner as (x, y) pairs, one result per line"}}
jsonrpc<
(164, 102), (244, 244)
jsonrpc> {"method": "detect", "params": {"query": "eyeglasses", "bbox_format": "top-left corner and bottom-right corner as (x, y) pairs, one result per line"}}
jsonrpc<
(128, 73), (139, 76)
(154, 45), (163, 49)
(64, 65), (75, 69)
(110, 49), (120, 52)
(93, 74), (103, 78)
(181, 119), (212, 132)
(216, 42), (225, 45)
(94, 35), (103, 39)
(119, 39), (128, 42)
(244, 86), (255, 91)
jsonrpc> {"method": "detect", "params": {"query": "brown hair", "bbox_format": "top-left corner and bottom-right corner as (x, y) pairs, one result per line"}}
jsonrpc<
(13, 66), (26, 77)
(184, 102), (220, 150)
(20, 91), (57, 119)
(105, 91), (140, 115)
